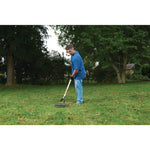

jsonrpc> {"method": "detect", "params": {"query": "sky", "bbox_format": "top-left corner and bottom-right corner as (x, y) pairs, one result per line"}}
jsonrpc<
(46, 26), (70, 59)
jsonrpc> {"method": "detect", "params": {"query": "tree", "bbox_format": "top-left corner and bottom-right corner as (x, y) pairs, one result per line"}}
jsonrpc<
(52, 25), (150, 83)
(15, 52), (52, 84)
(0, 25), (48, 86)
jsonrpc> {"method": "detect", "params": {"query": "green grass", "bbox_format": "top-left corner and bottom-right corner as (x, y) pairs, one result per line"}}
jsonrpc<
(0, 81), (150, 125)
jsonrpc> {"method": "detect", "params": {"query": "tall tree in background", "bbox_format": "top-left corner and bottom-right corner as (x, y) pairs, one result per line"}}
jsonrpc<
(53, 25), (150, 83)
(95, 26), (150, 83)
(0, 25), (48, 86)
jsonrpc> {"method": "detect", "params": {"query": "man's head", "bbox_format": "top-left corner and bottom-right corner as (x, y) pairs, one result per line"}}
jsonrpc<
(66, 44), (75, 55)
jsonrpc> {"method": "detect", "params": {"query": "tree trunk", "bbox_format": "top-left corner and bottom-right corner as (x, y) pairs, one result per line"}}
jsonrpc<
(108, 54), (123, 83)
(5, 55), (16, 86)
(121, 71), (126, 83)
(5, 43), (16, 86)
(108, 52), (127, 84)
(116, 70), (123, 84)
(121, 52), (128, 84)
(111, 62), (123, 83)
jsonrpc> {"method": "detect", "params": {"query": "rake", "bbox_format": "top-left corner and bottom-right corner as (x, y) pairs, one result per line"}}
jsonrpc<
(54, 79), (72, 108)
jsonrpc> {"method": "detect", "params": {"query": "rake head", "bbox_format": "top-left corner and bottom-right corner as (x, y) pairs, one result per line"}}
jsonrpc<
(54, 98), (68, 108)
(54, 102), (68, 108)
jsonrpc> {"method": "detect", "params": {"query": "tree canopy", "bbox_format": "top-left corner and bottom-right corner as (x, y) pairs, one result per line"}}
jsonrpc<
(53, 25), (150, 83)
(0, 25), (49, 85)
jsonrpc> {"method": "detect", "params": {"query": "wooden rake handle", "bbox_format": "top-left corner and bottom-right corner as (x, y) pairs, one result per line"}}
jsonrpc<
(63, 79), (72, 99)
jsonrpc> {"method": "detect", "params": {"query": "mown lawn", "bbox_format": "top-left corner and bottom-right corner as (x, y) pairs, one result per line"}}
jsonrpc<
(0, 81), (150, 125)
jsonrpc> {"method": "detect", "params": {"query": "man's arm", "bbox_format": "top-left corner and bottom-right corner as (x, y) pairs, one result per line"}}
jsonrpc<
(71, 70), (79, 77)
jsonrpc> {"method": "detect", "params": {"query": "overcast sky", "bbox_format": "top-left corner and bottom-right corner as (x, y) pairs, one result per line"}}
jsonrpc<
(46, 26), (65, 54)
(46, 26), (71, 60)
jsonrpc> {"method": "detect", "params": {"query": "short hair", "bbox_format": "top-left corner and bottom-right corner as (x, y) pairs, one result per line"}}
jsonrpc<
(66, 44), (74, 50)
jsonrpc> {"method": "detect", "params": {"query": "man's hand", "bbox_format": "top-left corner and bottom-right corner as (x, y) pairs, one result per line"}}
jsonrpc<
(70, 76), (74, 80)
(70, 70), (79, 80)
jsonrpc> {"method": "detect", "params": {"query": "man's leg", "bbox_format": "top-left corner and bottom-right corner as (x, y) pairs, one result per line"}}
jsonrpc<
(74, 79), (83, 104)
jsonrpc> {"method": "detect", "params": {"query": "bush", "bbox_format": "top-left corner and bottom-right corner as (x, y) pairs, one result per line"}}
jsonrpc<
(126, 72), (133, 80)
(0, 74), (6, 84)
(142, 65), (150, 78)
(130, 74), (150, 81)
(93, 66), (117, 83)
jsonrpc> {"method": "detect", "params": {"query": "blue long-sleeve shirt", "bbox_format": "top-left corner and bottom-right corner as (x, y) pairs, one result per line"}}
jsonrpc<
(71, 50), (86, 79)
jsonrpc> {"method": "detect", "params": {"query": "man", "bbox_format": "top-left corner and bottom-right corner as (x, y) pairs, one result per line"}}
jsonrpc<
(66, 44), (86, 104)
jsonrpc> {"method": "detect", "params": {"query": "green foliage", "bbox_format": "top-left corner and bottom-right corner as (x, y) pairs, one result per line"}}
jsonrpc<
(0, 25), (49, 84)
(15, 53), (53, 84)
(130, 74), (150, 81)
(126, 72), (133, 80)
(128, 63), (150, 81)
(15, 51), (69, 85)
(0, 60), (6, 83)
(52, 25), (150, 83)
(0, 73), (6, 83)
(142, 64), (150, 78)
(93, 66), (117, 83)
(0, 25), (48, 58)
(53, 25), (150, 59)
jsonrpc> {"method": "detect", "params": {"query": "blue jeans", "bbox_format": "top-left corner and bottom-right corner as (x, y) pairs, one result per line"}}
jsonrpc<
(74, 79), (83, 104)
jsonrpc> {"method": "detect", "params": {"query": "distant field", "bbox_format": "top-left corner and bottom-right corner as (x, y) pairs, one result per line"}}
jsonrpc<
(0, 81), (150, 125)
